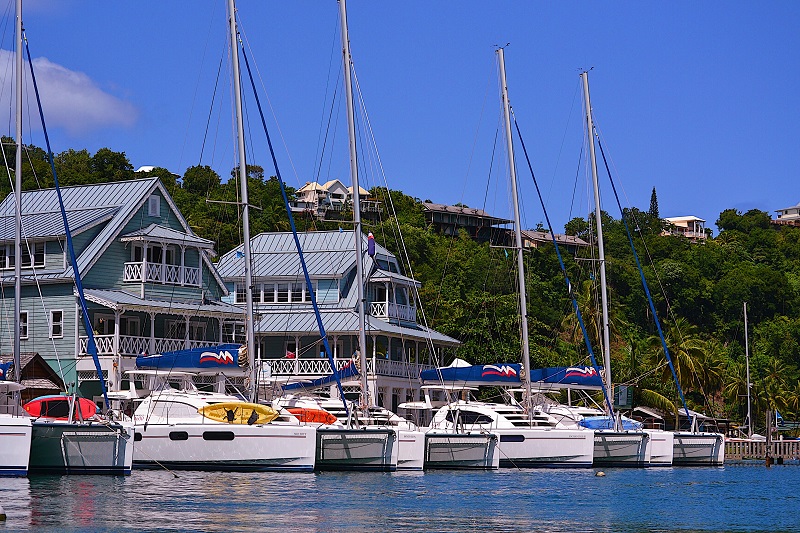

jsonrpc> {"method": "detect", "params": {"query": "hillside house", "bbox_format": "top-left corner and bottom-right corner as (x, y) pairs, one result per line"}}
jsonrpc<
(292, 179), (381, 221)
(773, 202), (800, 227)
(423, 202), (510, 244)
(0, 178), (242, 400)
(662, 216), (708, 241)
(216, 230), (460, 417)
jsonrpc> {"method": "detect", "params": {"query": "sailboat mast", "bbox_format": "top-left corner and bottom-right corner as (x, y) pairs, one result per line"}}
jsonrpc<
(13, 0), (22, 401)
(580, 71), (613, 407)
(744, 301), (752, 438)
(497, 48), (532, 414)
(227, 0), (257, 402)
(338, 0), (370, 410)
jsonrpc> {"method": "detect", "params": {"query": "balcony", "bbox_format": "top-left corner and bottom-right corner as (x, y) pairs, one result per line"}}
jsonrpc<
(123, 261), (200, 287)
(79, 334), (218, 357)
(370, 301), (417, 323)
(261, 357), (432, 380)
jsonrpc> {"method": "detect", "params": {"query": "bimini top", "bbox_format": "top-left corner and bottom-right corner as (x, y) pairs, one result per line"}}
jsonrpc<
(135, 344), (242, 371)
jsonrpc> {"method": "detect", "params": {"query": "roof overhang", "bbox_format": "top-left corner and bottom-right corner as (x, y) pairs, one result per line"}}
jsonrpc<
(80, 289), (245, 318)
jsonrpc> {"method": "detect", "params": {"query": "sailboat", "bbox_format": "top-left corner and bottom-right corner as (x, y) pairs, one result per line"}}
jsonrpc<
(420, 48), (595, 468)
(0, 0), (32, 478)
(128, 0), (316, 472)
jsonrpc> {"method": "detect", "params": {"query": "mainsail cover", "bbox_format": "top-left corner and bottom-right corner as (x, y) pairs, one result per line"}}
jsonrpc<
(529, 366), (604, 389)
(135, 344), (242, 371)
(420, 362), (522, 387)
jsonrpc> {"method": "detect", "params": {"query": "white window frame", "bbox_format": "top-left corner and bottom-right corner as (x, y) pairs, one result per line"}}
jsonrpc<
(19, 311), (28, 340)
(148, 195), (161, 217)
(49, 309), (64, 339)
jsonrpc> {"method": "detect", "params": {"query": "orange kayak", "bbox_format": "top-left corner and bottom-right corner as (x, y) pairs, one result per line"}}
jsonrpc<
(287, 407), (338, 425)
(24, 395), (97, 420)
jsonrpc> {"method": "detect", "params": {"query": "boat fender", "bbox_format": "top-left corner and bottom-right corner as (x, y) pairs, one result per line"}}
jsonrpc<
(0, 504), (5, 520)
(595, 471), (606, 477)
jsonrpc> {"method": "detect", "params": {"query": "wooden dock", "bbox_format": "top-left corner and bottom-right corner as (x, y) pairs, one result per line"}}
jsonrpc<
(725, 439), (800, 461)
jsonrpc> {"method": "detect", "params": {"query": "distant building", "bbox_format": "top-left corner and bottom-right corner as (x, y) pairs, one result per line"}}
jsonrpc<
(291, 179), (381, 221)
(773, 202), (800, 227)
(662, 216), (707, 240)
(519, 230), (590, 252)
(422, 202), (510, 244)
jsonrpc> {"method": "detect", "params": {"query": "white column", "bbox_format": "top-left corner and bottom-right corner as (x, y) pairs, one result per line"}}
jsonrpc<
(148, 312), (156, 354)
(112, 310), (121, 391)
(161, 243), (167, 285)
(141, 240), (148, 298)
(74, 301), (80, 357)
(184, 315), (190, 349)
(180, 246), (186, 286)
(332, 335), (338, 369)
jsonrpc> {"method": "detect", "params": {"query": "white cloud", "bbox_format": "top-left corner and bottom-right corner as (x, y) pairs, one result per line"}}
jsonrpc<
(0, 49), (138, 136)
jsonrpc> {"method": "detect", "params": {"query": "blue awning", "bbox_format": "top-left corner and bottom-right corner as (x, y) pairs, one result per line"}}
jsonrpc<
(420, 362), (522, 387)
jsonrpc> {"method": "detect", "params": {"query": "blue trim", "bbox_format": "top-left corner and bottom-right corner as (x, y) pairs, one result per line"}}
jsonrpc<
(0, 467), (28, 476)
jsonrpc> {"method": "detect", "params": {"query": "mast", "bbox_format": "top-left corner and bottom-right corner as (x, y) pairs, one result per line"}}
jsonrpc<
(497, 48), (532, 415)
(13, 0), (22, 403)
(338, 0), (370, 412)
(227, 0), (257, 401)
(744, 301), (752, 438)
(581, 71), (614, 420)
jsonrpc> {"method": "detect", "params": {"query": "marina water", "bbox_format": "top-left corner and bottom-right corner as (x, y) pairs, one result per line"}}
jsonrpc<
(1, 465), (797, 532)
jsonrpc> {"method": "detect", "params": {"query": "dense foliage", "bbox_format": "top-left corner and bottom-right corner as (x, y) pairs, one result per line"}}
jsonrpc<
(5, 142), (799, 433)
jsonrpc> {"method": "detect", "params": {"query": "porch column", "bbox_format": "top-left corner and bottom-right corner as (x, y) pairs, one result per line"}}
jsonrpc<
(112, 310), (121, 391)
(74, 301), (80, 357)
(148, 312), (156, 354)
(371, 334), (377, 375)
(385, 282), (390, 316)
(332, 335), (338, 370)
(218, 317), (224, 344)
(161, 242), (167, 285)
(198, 250), (203, 289)
(141, 240), (148, 299)
(180, 246), (186, 286)
(184, 315), (190, 349)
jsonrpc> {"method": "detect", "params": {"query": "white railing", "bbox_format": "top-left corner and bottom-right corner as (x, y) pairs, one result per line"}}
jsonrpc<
(123, 261), (201, 287)
(79, 335), (218, 357)
(370, 301), (417, 322)
(262, 357), (432, 378)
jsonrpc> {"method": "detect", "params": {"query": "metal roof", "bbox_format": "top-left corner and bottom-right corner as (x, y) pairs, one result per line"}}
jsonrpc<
(82, 288), (244, 317)
(0, 206), (119, 241)
(422, 202), (511, 224)
(369, 269), (421, 288)
(216, 230), (392, 279)
(254, 309), (459, 345)
(520, 230), (590, 247)
(120, 223), (217, 250)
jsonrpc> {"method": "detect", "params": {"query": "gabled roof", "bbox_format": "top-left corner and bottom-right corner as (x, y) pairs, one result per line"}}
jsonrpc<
(120, 223), (217, 252)
(346, 185), (369, 196)
(216, 230), (393, 280)
(0, 178), (227, 290)
(520, 230), (590, 247)
(370, 269), (421, 288)
(321, 179), (348, 192)
(775, 202), (800, 212)
(297, 181), (326, 193)
(82, 288), (243, 318)
(664, 216), (705, 223)
(422, 202), (511, 224)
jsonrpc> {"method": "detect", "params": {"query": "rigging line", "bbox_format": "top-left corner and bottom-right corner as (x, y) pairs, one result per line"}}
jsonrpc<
(567, 144), (584, 223)
(595, 130), (692, 422)
(237, 17), (302, 189)
(545, 79), (582, 208)
(313, 15), (343, 185)
(178, 6), (220, 178)
(24, 32), (109, 409)
(200, 49), (226, 166)
(512, 114), (615, 420)
(239, 41), (349, 416)
(349, 67), (440, 356)
(314, 76), (340, 184)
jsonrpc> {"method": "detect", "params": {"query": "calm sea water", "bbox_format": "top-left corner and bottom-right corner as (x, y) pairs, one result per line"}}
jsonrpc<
(1, 465), (798, 532)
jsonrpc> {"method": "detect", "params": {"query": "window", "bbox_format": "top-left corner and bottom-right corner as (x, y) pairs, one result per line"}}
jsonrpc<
(263, 283), (276, 303)
(222, 321), (245, 343)
(235, 283), (246, 304)
(148, 195), (161, 217)
(132, 244), (144, 263)
(277, 283), (289, 303)
(0, 242), (45, 269)
(19, 311), (28, 340)
(316, 279), (338, 303)
(291, 282), (304, 303)
(50, 310), (63, 338)
(445, 410), (493, 425)
(147, 244), (163, 263)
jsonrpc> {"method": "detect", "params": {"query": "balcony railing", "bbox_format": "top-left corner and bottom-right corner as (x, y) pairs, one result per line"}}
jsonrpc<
(123, 261), (200, 287)
(370, 301), (417, 322)
(79, 334), (218, 357)
(261, 357), (432, 380)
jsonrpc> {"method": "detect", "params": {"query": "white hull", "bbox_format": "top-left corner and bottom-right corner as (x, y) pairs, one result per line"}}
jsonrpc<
(134, 423), (315, 472)
(397, 429), (425, 470)
(645, 429), (674, 466)
(30, 420), (134, 475)
(424, 432), (499, 469)
(316, 427), (398, 471)
(497, 428), (595, 468)
(0, 415), (32, 476)
(673, 432), (725, 465)
(593, 431), (651, 467)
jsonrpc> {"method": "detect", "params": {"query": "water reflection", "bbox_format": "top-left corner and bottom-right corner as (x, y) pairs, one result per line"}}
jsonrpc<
(0, 466), (797, 532)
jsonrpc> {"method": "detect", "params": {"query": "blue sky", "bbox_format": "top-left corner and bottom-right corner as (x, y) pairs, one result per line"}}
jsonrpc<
(3, 1), (799, 233)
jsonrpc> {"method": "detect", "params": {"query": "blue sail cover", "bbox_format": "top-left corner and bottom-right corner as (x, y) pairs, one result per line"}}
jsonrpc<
(282, 360), (359, 391)
(135, 344), (242, 371)
(0, 361), (12, 381)
(579, 415), (643, 431)
(419, 363), (523, 387)
(529, 366), (604, 389)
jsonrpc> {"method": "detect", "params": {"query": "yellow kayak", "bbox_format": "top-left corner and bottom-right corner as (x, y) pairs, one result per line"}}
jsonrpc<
(198, 402), (279, 425)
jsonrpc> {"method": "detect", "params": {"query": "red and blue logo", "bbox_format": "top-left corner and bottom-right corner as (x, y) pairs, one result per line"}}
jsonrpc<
(199, 350), (235, 365)
(564, 367), (597, 379)
(481, 364), (517, 378)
